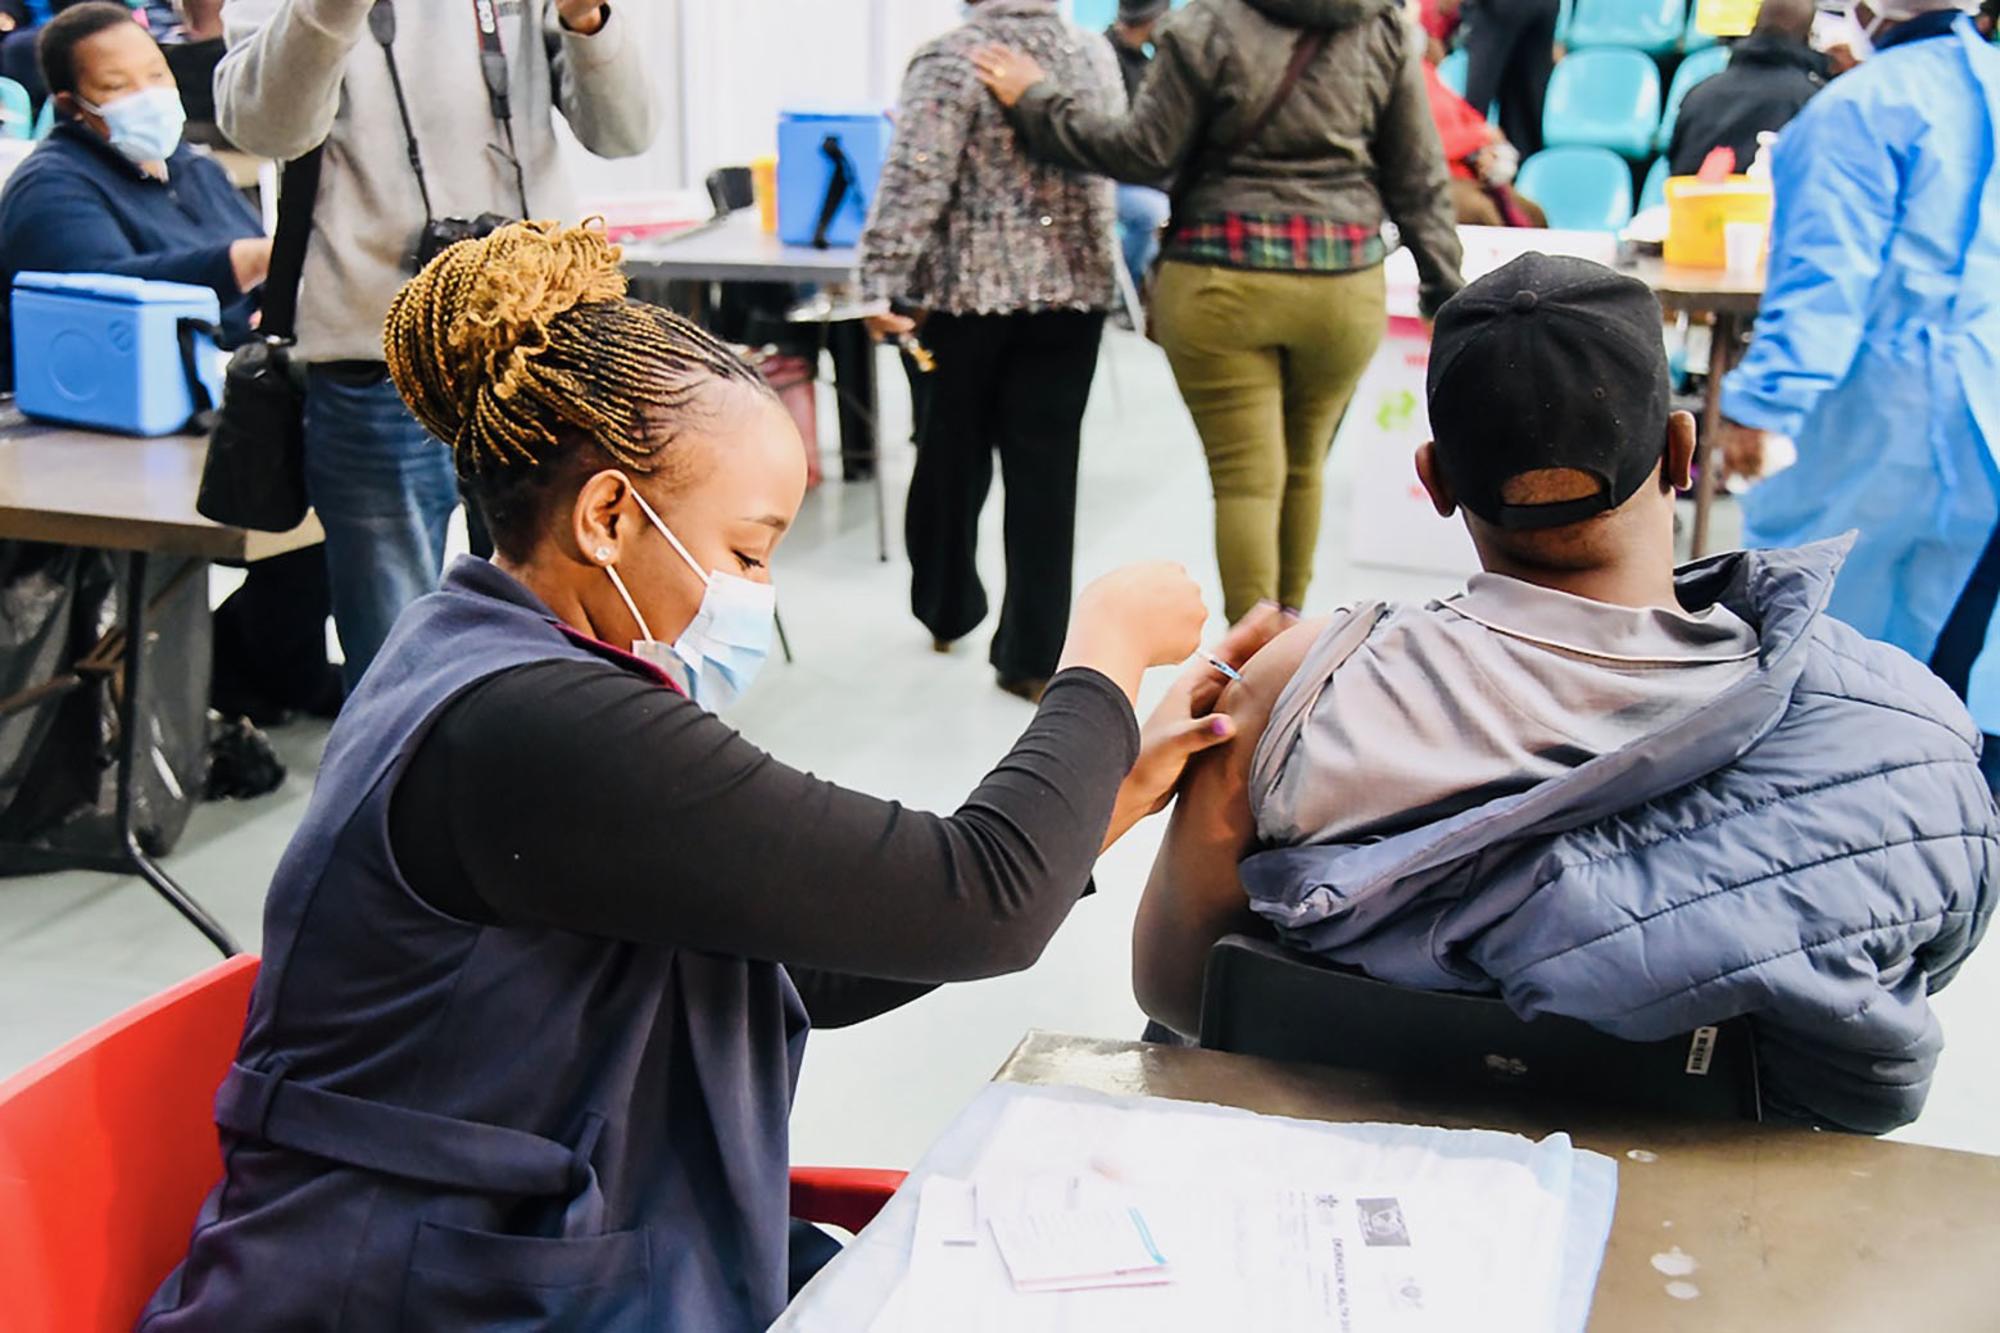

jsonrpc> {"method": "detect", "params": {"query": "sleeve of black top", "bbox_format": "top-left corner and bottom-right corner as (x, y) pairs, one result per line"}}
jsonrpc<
(786, 968), (941, 1030)
(389, 661), (1140, 984)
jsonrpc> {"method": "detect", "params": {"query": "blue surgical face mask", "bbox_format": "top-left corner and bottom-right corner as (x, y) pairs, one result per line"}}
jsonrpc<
(602, 483), (777, 712)
(78, 86), (186, 164)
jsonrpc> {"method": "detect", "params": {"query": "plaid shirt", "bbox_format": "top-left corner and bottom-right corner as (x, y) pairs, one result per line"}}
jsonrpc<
(1165, 213), (1387, 274)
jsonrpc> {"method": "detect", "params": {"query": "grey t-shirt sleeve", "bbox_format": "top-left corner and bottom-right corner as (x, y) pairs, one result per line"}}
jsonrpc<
(1249, 604), (1383, 845)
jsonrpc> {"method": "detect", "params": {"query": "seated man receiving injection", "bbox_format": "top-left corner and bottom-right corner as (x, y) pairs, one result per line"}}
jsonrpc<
(1135, 254), (1997, 1135)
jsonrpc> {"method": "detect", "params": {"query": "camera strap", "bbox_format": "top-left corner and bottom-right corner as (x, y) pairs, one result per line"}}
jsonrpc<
(368, 0), (435, 224)
(469, 0), (532, 217)
(368, 0), (532, 224)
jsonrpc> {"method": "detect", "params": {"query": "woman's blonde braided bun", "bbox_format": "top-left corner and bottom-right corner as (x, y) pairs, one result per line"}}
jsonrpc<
(384, 219), (767, 478)
(381, 220), (773, 555)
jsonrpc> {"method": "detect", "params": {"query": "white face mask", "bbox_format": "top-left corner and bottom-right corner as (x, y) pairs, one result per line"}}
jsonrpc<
(1834, 7), (1887, 58)
(602, 483), (777, 713)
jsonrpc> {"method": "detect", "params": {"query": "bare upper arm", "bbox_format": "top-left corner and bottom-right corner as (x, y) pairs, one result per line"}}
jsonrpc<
(1132, 617), (1330, 1034)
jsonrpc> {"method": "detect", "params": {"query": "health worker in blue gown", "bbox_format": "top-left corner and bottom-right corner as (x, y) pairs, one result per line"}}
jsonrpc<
(1717, 0), (2000, 771)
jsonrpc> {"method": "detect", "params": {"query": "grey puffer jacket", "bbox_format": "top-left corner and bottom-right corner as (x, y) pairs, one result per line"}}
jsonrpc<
(1008, 0), (1463, 312)
(1241, 540), (1997, 1134)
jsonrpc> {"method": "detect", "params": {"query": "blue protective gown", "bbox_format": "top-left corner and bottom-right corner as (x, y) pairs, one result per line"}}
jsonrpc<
(1721, 16), (2000, 728)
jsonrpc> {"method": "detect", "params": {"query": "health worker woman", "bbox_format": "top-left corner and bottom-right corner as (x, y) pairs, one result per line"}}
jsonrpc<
(139, 220), (1271, 1333)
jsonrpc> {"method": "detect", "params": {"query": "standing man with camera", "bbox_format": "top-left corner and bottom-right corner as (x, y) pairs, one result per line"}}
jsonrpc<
(215, 0), (656, 689)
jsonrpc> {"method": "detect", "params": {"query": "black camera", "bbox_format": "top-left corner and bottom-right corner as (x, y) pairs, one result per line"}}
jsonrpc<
(410, 212), (515, 271)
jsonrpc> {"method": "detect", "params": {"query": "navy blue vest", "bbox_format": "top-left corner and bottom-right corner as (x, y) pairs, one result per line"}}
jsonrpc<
(142, 558), (810, 1332)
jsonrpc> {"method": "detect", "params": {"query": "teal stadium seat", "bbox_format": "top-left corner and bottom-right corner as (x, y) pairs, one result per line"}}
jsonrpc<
(32, 98), (54, 140)
(1072, 0), (1189, 25)
(1641, 154), (1670, 210)
(1542, 48), (1663, 159)
(0, 78), (31, 141)
(1437, 47), (1470, 96)
(1566, 0), (1687, 54)
(1657, 44), (1731, 150)
(1517, 146), (1636, 230)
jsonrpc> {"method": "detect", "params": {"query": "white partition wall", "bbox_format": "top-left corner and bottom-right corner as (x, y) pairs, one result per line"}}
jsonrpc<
(557, 0), (964, 202)
(553, 0), (684, 201)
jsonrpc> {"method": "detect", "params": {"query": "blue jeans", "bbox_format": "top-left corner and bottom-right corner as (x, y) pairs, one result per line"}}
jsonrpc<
(303, 365), (459, 691)
(1116, 184), (1170, 291)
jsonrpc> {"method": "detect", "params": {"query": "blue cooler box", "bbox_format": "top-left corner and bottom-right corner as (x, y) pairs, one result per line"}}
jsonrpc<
(776, 109), (891, 249)
(11, 271), (223, 436)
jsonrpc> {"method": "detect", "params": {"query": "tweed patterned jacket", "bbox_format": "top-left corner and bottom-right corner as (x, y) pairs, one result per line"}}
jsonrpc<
(859, 0), (1122, 315)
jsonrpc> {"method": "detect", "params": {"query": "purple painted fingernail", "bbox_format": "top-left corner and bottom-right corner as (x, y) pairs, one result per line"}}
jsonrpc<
(1209, 717), (1231, 736)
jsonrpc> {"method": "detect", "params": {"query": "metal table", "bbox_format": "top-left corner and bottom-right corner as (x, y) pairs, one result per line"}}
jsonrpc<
(991, 1032), (2000, 1333)
(623, 215), (891, 561)
(0, 410), (323, 955)
(1621, 257), (1766, 558)
(620, 212), (862, 286)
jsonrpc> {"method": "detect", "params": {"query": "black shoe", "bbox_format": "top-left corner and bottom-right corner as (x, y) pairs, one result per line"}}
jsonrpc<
(996, 674), (1048, 705)
(205, 714), (288, 800)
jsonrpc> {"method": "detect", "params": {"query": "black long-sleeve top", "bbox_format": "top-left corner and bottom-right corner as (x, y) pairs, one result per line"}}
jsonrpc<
(387, 660), (1140, 1029)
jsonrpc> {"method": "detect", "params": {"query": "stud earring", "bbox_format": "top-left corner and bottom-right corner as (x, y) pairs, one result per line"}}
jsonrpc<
(595, 547), (612, 563)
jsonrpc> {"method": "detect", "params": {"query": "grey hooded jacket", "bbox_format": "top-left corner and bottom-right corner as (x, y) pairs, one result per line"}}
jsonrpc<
(1241, 540), (1997, 1134)
(1007, 0), (1464, 312)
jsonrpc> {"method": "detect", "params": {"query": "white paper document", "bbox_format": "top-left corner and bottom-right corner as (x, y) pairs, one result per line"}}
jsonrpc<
(865, 1091), (1603, 1333)
(987, 1202), (1171, 1291)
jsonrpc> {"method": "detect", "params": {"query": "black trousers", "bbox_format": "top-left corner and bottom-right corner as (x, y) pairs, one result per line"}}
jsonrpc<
(1929, 518), (2000, 794)
(211, 546), (336, 713)
(905, 310), (1104, 681)
(1462, 0), (1560, 157)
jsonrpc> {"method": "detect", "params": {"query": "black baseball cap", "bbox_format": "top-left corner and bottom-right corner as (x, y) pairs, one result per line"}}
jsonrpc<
(1426, 254), (1672, 532)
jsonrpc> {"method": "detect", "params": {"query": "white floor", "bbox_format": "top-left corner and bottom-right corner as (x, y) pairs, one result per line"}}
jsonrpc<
(3, 331), (1994, 1169)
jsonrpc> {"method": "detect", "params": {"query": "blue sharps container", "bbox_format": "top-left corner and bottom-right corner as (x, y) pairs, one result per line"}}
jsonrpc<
(12, 272), (223, 436)
(776, 109), (892, 249)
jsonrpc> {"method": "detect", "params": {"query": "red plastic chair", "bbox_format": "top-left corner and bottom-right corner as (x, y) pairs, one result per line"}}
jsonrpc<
(0, 957), (907, 1333)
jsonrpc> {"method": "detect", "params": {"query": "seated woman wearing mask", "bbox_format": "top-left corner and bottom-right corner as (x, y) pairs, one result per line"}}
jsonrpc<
(0, 2), (337, 722)
(0, 4), (268, 350)
(143, 221), (1272, 1333)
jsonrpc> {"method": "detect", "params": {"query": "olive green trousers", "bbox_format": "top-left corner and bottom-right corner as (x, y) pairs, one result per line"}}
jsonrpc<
(1154, 260), (1387, 620)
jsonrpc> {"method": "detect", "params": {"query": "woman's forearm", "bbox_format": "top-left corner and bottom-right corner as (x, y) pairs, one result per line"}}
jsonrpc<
(1011, 82), (1182, 185)
(997, 20), (1210, 187)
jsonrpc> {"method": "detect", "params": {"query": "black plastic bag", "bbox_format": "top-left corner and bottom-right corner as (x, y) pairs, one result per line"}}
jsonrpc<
(0, 544), (211, 869)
